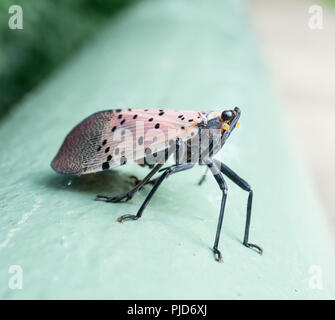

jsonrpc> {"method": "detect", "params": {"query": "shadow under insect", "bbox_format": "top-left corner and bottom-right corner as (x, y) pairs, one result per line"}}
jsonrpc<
(42, 168), (148, 198)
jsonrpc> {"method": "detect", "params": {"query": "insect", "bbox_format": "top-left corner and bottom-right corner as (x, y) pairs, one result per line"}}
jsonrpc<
(51, 107), (262, 261)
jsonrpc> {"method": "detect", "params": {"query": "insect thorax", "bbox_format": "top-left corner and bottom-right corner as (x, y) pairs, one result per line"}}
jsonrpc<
(138, 129), (223, 168)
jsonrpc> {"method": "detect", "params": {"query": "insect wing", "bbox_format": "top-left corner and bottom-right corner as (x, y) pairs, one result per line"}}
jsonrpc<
(52, 109), (201, 175)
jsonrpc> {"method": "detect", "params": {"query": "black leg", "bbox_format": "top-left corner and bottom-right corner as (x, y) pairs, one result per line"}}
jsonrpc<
(128, 175), (158, 187)
(96, 163), (164, 203)
(213, 159), (262, 255)
(118, 163), (194, 222)
(198, 167), (209, 185)
(206, 162), (228, 262)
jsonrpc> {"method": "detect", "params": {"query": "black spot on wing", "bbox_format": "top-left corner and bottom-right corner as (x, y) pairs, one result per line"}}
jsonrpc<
(102, 162), (110, 170)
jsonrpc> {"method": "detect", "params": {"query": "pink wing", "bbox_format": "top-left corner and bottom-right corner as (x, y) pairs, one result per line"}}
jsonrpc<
(51, 108), (203, 175)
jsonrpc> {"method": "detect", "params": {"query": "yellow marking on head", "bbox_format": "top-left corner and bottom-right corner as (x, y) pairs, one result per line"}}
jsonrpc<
(224, 124), (230, 131)
(236, 121), (240, 128)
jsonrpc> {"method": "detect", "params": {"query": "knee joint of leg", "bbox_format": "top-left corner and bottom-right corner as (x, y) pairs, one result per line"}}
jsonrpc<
(165, 167), (174, 176)
(241, 183), (252, 192)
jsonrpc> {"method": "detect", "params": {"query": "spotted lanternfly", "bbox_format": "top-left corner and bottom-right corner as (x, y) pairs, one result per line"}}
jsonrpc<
(51, 107), (262, 261)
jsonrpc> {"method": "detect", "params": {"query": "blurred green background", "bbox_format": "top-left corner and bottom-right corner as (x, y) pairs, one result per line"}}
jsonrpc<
(0, 0), (333, 121)
(0, 0), (138, 120)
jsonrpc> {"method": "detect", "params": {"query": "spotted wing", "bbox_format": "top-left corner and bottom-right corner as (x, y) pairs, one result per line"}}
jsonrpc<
(51, 108), (202, 175)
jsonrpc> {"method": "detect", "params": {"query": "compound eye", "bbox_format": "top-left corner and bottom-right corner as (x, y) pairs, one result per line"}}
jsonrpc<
(221, 110), (234, 121)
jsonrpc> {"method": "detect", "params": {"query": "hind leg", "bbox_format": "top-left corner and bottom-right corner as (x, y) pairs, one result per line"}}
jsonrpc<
(95, 163), (163, 203)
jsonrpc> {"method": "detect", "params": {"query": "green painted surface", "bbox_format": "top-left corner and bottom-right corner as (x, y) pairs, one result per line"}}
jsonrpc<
(1, 0), (334, 299)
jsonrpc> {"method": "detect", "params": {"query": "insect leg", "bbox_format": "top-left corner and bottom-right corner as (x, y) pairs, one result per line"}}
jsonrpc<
(213, 159), (262, 254)
(96, 163), (164, 203)
(206, 162), (228, 262)
(118, 163), (194, 222)
(128, 175), (158, 187)
(198, 166), (209, 186)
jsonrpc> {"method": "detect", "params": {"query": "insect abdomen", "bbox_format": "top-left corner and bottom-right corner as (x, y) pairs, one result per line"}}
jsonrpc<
(51, 111), (113, 175)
